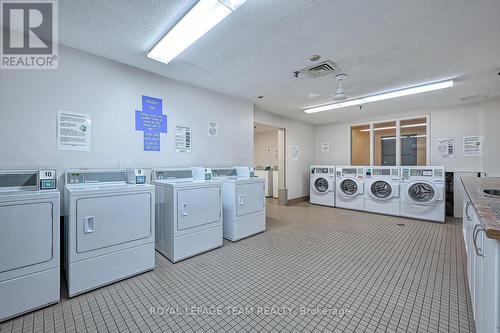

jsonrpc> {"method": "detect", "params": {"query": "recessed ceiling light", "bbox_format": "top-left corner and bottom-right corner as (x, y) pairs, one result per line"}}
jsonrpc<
(304, 79), (454, 114)
(257, 96), (264, 99)
(148, 0), (247, 65)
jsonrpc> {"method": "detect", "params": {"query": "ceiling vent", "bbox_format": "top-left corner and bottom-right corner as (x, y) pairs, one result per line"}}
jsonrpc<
(302, 60), (340, 79)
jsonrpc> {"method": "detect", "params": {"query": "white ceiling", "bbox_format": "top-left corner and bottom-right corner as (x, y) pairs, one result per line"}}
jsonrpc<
(58, 0), (500, 125)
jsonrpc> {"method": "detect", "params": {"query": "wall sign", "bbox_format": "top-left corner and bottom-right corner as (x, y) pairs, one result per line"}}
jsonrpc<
(175, 125), (192, 153)
(463, 135), (483, 157)
(437, 138), (454, 158)
(135, 95), (167, 151)
(57, 111), (91, 151)
(291, 144), (299, 161)
(208, 121), (219, 137)
(321, 142), (330, 153)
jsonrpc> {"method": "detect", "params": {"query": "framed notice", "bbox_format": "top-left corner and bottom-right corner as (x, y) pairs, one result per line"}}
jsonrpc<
(57, 111), (91, 151)
(463, 136), (483, 157)
(175, 125), (192, 153)
(437, 138), (454, 158)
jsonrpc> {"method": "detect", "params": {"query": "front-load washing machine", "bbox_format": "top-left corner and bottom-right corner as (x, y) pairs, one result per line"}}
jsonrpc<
(309, 165), (335, 207)
(336, 166), (365, 211)
(152, 168), (223, 262)
(195, 167), (266, 241)
(64, 169), (155, 297)
(364, 167), (400, 216)
(0, 169), (59, 321)
(400, 166), (445, 222)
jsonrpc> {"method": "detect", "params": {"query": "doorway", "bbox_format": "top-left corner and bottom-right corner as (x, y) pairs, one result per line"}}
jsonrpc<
(253, 123), (287, 205)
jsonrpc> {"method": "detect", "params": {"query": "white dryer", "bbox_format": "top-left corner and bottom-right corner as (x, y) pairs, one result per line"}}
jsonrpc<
(364, 167), (400, 216)
(152, 168), (223, 262)
(335, 166), (365, 211)
(198, 167), (266, 241)
(254, 168), (273, 197)
(64, 169), (155, 297)
(400, 166), (445, 222)
(0, 170), (59, 322)
(309, 165), (335, 207)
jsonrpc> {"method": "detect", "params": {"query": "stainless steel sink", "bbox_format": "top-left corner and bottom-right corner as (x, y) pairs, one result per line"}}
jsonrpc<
(483, 189), (500, 197)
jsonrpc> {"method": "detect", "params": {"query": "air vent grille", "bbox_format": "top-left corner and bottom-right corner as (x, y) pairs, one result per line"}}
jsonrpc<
(302, 60), (340, 78)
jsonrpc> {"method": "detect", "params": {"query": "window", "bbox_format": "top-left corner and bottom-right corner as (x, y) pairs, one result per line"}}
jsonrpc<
(350, 124), (370, 165)
(373, 121), (397, 166)
(349, 116), (429, 166)
(400, 117), (427, 166)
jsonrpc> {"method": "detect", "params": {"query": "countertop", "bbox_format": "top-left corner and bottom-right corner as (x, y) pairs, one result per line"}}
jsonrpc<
(461, 177), (500, 240)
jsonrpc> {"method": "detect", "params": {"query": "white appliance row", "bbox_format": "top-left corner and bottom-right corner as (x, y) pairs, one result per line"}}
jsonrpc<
(310, 165), (445, 223)
(1, 166), (265, 322)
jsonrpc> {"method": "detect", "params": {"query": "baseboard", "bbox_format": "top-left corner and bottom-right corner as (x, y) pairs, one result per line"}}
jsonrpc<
(287, 195), (310, 205)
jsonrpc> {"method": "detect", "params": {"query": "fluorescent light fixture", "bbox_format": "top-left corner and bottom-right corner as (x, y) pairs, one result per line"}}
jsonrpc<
(304, 79), (454, 114)
(148, 0), (247, 64)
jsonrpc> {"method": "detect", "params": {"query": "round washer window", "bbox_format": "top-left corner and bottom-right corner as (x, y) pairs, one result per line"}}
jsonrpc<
(341, 179), (358, 195)
(408, 182), (435, 203)
(371, 181), (392, 199)
(314, 178), (329, 193)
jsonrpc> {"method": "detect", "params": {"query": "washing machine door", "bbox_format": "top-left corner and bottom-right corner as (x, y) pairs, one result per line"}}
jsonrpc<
(369, 180), (393, 200)
(406, 181), (438, 204)
(339, 178), (362, 197)
(313, 177), (329, 194)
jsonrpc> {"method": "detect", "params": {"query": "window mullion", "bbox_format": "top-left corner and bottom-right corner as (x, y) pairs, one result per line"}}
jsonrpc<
(396, 119), (401, 166)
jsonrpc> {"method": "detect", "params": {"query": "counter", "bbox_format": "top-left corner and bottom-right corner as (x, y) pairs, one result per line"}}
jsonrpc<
(461, 177), (500, 240)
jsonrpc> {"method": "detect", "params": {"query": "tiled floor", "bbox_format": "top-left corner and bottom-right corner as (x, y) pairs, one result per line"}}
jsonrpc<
(1, 199), (475, 333)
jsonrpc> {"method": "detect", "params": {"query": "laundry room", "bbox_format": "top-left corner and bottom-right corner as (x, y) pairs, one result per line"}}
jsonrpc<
(1, 1), (500, 332)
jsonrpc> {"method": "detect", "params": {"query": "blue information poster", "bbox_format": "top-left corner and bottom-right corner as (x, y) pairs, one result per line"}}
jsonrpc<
(135, 96), (167, 151)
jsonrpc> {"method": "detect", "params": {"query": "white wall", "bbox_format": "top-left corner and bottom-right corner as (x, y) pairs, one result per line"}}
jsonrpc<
(482, 99), (500, 176)
(0, 46), (254, 185)
(254, 108), (315, 199)
(315, 103), (496, 173)
(254, 130), (278, 166)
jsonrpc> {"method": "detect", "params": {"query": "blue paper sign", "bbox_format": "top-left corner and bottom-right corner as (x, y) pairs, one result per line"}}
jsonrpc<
(144, 132), (160, 151)
(135, 95), (167, 151)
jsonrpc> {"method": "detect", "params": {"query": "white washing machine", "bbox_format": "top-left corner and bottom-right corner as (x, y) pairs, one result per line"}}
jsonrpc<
(364, 167), (400, 216)
(195, 167), (266, 241)
(309, 165), (335, 207)
(0, 170), (59, 322)
(152, 168), (223, 262)
(400, 166), (445, 222)
(336, 166), (365, 211)
(64, 169), (155, 297)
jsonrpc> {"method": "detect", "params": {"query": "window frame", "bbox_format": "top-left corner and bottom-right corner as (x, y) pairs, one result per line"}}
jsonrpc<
(348, 114), (430, 166)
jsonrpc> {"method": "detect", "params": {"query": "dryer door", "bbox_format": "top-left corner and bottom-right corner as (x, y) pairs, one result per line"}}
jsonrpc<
(0, 202), (53, 272)
(313, 177), (330, 194)
(369, 180), (393, 200)
(76, 192), (152, 253)
(406, 181), (438, 204)
(177, 186), (221, 230)
(236, 182), (265, 217)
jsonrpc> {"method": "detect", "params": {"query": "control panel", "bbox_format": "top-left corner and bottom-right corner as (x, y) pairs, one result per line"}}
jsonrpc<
(128, 168), (146, 184)
(39, 169), (57, 190)
(66, 173), (85, 184)
(212, 169), (237, 177)
(154, 169), (193, 181)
